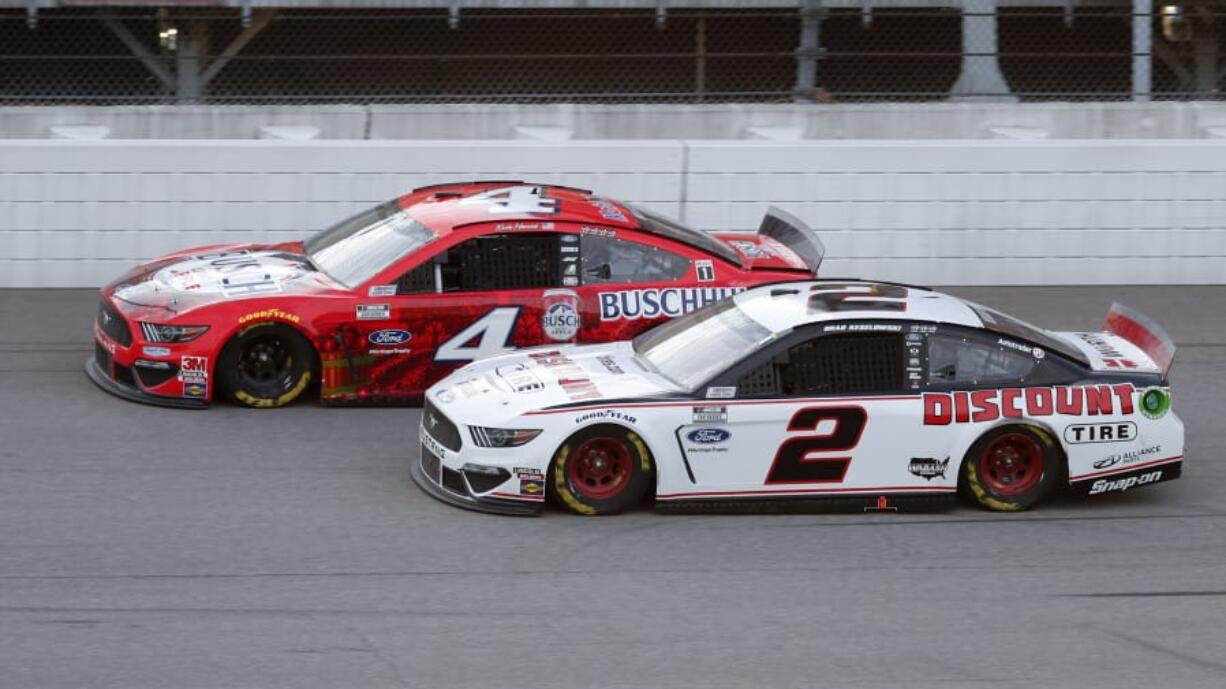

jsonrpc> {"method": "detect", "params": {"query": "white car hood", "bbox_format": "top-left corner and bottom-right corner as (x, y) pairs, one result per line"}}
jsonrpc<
(427, 341), (683, 425)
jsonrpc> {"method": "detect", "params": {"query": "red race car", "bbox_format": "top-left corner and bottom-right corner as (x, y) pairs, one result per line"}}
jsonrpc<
(88, 181), (823, 408)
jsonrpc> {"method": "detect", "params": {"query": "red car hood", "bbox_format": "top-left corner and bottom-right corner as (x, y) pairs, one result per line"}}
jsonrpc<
(105, 242), (345, 318)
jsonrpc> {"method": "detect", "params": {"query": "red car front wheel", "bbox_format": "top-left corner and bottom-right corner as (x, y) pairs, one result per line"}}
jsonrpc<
(218, 322), (316, 408)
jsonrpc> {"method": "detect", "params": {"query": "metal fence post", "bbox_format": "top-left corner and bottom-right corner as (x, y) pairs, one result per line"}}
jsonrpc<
(1133, 0), (1152, 101)
(950, 0), (1015, 101)
(793, 0), (823, 102)
(175, 20), (209, 102)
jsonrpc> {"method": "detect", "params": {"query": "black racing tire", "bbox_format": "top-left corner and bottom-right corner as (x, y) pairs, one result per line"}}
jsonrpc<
(217, 322), (316, 409)
(549, 424), (654, 515)
(959, 424), (1064, 512)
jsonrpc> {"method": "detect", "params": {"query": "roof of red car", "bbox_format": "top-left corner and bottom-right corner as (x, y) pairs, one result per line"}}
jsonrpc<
(397, 181), (640, 235)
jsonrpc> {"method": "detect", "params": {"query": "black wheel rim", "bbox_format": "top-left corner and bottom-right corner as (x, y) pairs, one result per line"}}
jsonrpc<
(236, 334), (295, 395)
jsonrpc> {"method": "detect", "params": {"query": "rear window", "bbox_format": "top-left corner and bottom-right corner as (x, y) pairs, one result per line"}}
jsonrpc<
(629, 205), (742, 267)
(965, 301), (1088, 366)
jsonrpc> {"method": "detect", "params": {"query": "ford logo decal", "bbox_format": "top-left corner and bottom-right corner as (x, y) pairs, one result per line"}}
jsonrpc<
(368, 329), (412, 346)
(687, 428), (730, 444)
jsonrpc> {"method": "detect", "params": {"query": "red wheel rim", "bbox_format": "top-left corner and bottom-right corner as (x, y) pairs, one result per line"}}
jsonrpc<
(567, 437), (633, 500)
(978, 433), (1045, 496)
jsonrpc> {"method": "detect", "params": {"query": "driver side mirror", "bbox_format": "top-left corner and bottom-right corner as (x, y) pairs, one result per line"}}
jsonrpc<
(584, 263), (612, 280)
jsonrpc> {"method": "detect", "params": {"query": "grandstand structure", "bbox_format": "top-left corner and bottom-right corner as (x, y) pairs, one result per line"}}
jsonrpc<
(0, 1), (1222, 106)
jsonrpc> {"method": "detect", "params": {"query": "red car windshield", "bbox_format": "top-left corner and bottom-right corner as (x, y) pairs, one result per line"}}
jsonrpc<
(305, 201), (437, 289)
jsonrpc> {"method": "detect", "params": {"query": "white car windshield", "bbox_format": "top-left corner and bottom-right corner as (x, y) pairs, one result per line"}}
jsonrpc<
(633, 298), (777, 390)
(304, 201), (437, 289)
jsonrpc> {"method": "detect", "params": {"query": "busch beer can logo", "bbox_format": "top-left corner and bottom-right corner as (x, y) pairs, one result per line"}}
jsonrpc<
(542, 289), (580, 342)
(687, 428), (731, 444)
(368, 329), (412, 346)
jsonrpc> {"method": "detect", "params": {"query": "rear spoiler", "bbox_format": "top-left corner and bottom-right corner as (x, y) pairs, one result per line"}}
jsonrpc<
(757, 206), (825, 276)
(1104, 302), (1176, 376)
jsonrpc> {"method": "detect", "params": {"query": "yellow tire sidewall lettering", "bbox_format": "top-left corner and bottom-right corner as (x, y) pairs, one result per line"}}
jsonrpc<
(552, 443), (597, 515)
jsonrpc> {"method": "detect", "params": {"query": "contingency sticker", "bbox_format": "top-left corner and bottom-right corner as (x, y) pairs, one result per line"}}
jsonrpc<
(356, 304), (391, 321)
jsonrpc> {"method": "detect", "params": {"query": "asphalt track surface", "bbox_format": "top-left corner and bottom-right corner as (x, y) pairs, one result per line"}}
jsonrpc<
(1, 286), (1225, 689)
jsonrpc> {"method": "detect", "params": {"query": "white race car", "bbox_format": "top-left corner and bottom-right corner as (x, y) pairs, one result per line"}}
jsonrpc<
(412, 281), (1182, 515)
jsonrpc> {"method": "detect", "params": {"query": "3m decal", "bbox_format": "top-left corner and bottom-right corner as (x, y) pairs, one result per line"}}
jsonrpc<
(809, 283), (908, 313)
(239, 308), (301, 325)
(528, 350), (601, 401)
(434, 308), (520, 363)
(909, 457), (949, 480)
(356, 304), (390, 321)
(1088, 470), (1163, 495)
(179, 356), (208, 381)
(923, 384), (1137, 425)
(766, 406), (866, 484)
(598, 287), (743, 321)
(1065, 422), (1137, 444)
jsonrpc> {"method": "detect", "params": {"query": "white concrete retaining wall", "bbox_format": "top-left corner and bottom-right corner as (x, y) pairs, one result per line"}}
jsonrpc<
(1, 139), (1223, 287)
(7, 102), (1226, 140)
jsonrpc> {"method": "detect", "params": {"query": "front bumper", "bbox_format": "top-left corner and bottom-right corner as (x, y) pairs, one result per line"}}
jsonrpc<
(86, 355), (207, 409)
(410, 456), (541, 516)
(410, 412), (545, 516)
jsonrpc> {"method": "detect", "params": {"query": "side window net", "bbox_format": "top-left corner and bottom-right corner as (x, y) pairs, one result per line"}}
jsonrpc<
(788, 333), (903, 395)
(734, 332), (903, 398)
(395, 262), (435, 295)
(440, 234), (559, 292)
(736, 360), (782, 397)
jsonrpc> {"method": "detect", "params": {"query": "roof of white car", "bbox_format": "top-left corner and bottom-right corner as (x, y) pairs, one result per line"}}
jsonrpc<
(736, 280), (984, 333)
